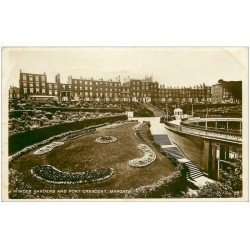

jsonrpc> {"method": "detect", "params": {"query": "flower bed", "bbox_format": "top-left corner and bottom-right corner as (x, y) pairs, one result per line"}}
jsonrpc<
(31, 165), (115, 184)
(134, 131), (144, 141)
(61, 128), (96, 141)
(129, 144), (156, 167)
(9, 123), (109, 166)
(33, 142), (64, 155)
(95, 136), (117, 144)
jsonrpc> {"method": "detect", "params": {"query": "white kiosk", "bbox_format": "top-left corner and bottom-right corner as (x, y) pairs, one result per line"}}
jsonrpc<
(173, 108), (183, 120)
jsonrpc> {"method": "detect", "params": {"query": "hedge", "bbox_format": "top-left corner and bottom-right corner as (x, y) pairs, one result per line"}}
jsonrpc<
(9, 115), (127, 154)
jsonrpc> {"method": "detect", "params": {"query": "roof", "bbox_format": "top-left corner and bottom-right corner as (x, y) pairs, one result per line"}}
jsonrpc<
(174, 108), (183, 112)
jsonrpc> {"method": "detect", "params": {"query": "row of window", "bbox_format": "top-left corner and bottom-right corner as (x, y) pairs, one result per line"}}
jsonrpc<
(73, 80), (121, 87)
(22, 74), (45, 82)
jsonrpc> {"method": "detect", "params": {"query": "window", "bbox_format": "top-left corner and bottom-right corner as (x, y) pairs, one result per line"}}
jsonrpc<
(48, 84), (52, 89)
(30, 88), (34, 94)
(80, 86), (82, 90)
(42, 89), (46, 94)
(75, 86), (78, 90)
(89, 87), (92, 91)
(89, 81), (92, 85)
(79, 81), (82, 84)
(41, 76), (45, 82)
(23, 82), (27, 87)
(29, 75), (33, 81)
(68, 85), (71, 90)
(85, 92), (88, 97)
(49, 90), (52, 95)
(23, 88), (27, 94)
(74, 80), (77, 84)
(36, 88), (40, 94)
(62, 85), (65, 90)
(55, 90), (58, 95)
(35, 75), (39, 81)
(42, 83), (45, 88)
(30, 83), (34, 88)
(22, 75), (27, 81)
(85, 87), (88, 91)
(89, 92), (92, 97)
(54, 85), (57, 89)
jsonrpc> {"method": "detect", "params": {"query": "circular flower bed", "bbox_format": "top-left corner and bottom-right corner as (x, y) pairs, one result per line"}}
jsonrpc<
(31, 165), (115, 184)
(33, 142), (64, 155)
(95, 135), (117, 144)
(129, 144), (156, 167)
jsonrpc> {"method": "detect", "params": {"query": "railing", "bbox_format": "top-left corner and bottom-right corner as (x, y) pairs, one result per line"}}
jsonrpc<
(165, 121), (242, 144)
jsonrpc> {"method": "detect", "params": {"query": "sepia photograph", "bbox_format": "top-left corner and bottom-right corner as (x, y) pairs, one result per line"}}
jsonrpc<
(1, 47), (248, 200)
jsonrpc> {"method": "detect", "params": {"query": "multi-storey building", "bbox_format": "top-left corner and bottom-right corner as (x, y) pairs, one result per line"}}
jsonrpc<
(9, 86), (20, 100)
(20, 70), (238, 104)
(123, 76), (159, 103)
(158, 84), (212, 103)
(211, 79), (242, 103)
(19, 70), (59, 101)
(19, 70), (123, 102)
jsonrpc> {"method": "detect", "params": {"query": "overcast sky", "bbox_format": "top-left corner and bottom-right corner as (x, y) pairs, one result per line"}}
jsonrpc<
(2, 47), (248, 88)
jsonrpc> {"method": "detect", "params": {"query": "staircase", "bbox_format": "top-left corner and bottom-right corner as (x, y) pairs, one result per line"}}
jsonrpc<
(184, 161), (204, 180)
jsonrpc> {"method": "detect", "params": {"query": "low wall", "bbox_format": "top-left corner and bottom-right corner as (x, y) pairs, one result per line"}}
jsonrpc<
(9, 115), (127, 154)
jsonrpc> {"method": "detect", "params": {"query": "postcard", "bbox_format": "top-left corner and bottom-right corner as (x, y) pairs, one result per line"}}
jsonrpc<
(1, 47), (248, 201)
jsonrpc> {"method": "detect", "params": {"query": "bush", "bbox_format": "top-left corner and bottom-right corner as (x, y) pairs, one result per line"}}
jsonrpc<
(185, 181), (235, 198)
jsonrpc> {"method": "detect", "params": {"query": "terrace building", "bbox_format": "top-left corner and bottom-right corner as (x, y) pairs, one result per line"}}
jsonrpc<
(19, 71), (240, 105)
(158, 84), (212, 104)
(19, 70), (59, 101)
(123, 76), (159, 103)
(9, 86), (20, 100)
(211, 79), (242, 103)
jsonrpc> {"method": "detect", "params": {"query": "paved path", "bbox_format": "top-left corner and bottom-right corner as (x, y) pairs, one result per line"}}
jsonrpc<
(141, 103), (166, 117)
(129, 117), (213, 187)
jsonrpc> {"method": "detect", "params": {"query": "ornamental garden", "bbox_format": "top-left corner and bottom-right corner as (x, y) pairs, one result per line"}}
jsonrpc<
(9, 120), (180, 199)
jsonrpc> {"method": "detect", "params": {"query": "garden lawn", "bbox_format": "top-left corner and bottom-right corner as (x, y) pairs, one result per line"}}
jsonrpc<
(10, 122), (176, 198)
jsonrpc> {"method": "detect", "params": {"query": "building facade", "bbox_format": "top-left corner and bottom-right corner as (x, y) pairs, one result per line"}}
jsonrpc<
(9, 86), (20, 100)
(123, 76), (159, 103)
(19, 70), (238, 104)
(211, 79), (242, 103)
(158, 84), (212, 104)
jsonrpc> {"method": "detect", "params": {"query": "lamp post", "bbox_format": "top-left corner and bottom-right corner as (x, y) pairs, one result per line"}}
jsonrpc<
(166, 99), (169, 121)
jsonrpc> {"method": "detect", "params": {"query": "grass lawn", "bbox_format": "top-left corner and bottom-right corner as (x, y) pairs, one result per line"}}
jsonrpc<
(10, 122), (176, 199)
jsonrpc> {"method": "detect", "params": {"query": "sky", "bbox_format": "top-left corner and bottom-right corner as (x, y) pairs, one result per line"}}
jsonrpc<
(2, 47), (248, 88)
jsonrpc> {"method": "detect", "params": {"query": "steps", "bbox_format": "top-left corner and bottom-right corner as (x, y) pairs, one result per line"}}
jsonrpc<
(184, 161), (204, 180)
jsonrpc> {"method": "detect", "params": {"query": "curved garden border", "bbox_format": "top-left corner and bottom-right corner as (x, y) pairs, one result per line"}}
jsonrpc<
(134, 130), (145, 141)
(96, 136), (117, 144)
(129, 144), (156, 167)
(31, 165), (115, 184)
(132, 122), (145, 131)
(33, 142), (64, 155)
